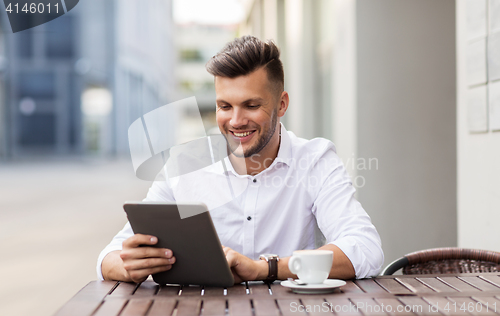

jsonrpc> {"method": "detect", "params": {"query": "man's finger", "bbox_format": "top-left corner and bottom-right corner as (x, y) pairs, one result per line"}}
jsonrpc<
(128, 265), (172, 283)
(121, 247), (173, 260)
(123, 258), (174, 271)
(225, 251), (238, 268)
(123, 234), (158, 248)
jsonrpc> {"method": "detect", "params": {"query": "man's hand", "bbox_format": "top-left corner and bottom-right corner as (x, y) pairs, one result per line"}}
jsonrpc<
(223, 246), (267, 283)
(221, 244), (355, 283)
(119, 234), (176, 283)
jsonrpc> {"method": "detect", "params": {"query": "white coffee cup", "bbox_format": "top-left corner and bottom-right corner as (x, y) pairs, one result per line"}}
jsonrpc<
(288, 250), (333, 284)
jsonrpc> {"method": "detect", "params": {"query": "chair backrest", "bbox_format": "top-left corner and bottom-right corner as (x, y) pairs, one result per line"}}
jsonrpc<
(381, 247), (500, 275)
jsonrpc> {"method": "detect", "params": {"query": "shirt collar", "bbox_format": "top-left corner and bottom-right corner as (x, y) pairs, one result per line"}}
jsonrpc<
(274, 122), (292, 167)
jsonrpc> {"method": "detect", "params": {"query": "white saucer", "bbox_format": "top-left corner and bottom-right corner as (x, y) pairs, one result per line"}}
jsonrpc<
(280, 279), (347, 294)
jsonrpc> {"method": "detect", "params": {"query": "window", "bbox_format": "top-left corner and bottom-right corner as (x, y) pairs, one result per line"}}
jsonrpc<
(46, 15), (74, 58)
(16, 29), (33, 58)
(18, 72), (55, 99)
(19, 113), (56, 145)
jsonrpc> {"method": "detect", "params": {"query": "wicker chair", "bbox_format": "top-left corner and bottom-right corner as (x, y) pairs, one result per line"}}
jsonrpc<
(381, 247), (500, 275)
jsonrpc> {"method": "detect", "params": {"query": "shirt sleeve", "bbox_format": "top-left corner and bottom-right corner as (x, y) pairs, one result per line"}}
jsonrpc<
(96, 177), (176, 280)
(311, 149), (384, 279)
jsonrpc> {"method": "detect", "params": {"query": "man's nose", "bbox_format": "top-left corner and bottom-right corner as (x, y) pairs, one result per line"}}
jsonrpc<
(229, 108), (248, 128)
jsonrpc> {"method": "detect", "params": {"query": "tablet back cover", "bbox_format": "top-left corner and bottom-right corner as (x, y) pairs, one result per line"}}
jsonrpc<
(124, 202), (234, 287)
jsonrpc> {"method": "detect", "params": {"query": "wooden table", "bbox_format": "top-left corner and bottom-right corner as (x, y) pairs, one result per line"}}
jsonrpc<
(55, 273), (500, 315)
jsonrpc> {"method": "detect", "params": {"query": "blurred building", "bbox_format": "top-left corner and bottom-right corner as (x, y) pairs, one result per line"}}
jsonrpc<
(456, 0), (500, 255)
(240, 0), (458, 266)
(174, 23), (237, 136)
(240, 0), (500, 267)
(240, 0), (334, 141)
(112, 0), (175, 154)
(0, 0), (174, 158)
(0, 15), (7, 158)
(175, 24), (236, 109)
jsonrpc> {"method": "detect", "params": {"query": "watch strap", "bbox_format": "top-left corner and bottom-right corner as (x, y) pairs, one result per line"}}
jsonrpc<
(260, 254), (279, 283)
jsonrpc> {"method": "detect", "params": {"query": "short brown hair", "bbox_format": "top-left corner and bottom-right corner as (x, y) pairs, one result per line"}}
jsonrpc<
(206, 35), (284, 95)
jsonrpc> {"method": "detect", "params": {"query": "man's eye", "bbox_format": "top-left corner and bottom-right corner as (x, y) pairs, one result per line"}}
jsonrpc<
(218, 105), (230, 110)
(248, 105), (260, 109)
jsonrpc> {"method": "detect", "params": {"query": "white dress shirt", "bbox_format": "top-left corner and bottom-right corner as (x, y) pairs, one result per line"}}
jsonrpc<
(97, 124), (384, 280)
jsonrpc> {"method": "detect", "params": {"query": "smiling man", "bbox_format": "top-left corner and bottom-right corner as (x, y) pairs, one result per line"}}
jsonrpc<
(214, 65), (283, 176)
(98, 36), (383, 283)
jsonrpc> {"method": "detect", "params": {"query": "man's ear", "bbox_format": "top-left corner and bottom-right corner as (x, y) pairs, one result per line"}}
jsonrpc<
(277, 91), (289, 118)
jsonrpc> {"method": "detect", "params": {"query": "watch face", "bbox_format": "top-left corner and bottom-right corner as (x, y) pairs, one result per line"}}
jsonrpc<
(260, 254), (279, 260)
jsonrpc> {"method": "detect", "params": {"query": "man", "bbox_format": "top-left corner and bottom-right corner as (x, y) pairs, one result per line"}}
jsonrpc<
(98, 36), (383, 283)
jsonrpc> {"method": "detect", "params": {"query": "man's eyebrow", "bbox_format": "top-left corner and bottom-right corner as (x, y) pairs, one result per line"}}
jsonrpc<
(216, 98), (265, 105)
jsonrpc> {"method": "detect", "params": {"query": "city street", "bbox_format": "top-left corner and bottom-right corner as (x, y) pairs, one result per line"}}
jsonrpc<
(0, 157), (151, 316)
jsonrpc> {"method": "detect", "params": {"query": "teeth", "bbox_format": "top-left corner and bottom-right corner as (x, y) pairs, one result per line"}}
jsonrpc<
(233, 131), (253, 137)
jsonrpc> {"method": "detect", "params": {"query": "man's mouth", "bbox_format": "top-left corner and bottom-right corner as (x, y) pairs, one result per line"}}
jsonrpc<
(231, 130), (255, 137)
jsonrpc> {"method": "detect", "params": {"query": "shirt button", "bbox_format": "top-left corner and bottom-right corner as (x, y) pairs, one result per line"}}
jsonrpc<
(247, 216), (252, 221)
(253, 179), (257, 183)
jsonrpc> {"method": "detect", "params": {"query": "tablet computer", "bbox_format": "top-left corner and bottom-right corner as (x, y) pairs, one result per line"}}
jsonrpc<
(123, 202), (234, 287)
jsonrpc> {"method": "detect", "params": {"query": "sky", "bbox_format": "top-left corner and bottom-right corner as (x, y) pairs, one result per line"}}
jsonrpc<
(173, 0), (245, 25)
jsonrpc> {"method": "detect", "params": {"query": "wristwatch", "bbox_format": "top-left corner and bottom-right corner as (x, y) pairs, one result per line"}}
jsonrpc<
(259, 254), (279, 283)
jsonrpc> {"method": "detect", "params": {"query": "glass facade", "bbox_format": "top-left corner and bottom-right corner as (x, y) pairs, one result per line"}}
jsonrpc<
(46, 15), (74, 59)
